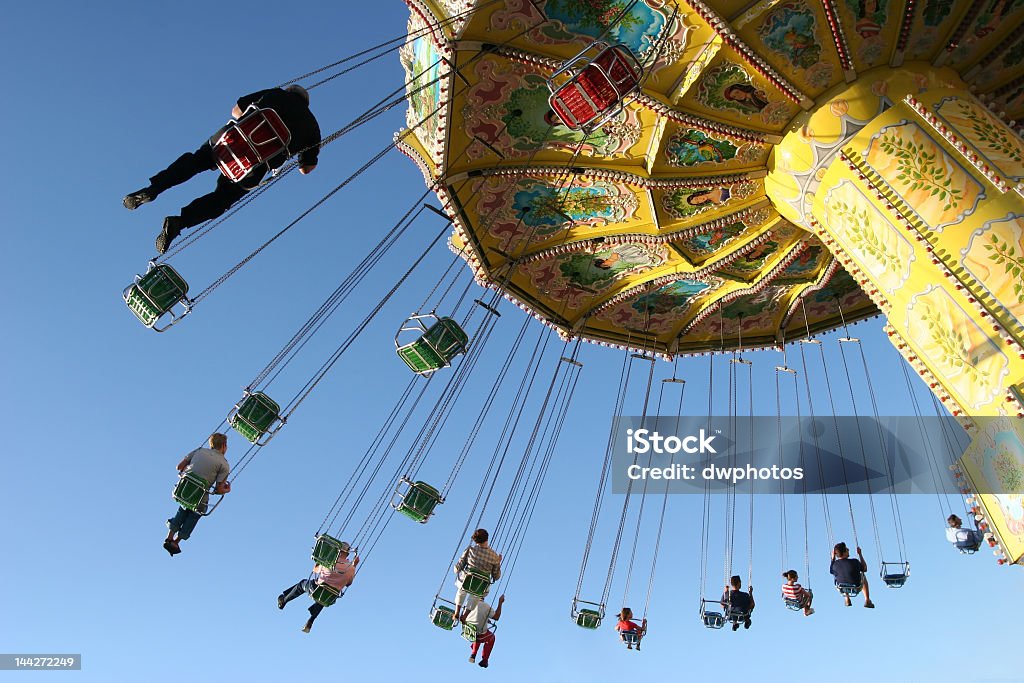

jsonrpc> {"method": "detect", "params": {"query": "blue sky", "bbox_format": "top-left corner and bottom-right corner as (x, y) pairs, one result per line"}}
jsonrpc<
(1, 2), (1022, 681)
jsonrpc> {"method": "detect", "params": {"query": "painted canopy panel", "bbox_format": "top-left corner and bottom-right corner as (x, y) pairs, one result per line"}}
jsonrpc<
(399, 0), (1024, 355)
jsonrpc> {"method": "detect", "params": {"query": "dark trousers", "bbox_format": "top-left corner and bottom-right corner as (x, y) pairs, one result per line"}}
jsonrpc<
(148, 143), (255, 229)
(280, 579), (326, 622)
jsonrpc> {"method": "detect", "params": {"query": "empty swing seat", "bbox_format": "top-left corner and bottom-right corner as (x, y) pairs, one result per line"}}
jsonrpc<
(461, 567), (491, 598)
(699, 600), (726, 629)
(548, 43), (643, 131)
(212, 106), (292, 182)
(431, 604), (457, 630)
(701, 610), (725, 629)
(396, 316), (469, 376)
(172, 472), (210, 511)
(393, 479), (443, 523)
(575, 608), (603, 629)
(311, 534), (347, 568)
(229, 391), (282, 444)
(881, 562), (910, 588)
(308, 582), (340, 607)
(124, 263), (190, 331)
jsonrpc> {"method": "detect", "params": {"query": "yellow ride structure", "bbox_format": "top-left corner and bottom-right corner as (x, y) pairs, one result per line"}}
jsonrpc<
(396, 0), (1024, 565)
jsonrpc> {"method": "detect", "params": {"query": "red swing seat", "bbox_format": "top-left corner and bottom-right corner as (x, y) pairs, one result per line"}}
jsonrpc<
(212, 105), (292, 182)
(548, 44), (643, 131)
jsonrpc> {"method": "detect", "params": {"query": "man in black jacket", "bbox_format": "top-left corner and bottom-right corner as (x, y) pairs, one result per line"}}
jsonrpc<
(123, 84), (321, 254)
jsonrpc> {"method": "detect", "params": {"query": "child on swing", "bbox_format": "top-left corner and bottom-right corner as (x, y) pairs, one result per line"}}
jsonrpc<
(616, 607), (647, 650)
(781, 569), (814, 616)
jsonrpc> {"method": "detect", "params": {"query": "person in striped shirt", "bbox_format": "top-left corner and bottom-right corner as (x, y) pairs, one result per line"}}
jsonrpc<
(453, 528), (503, 623)
(781, 569), (814, 616)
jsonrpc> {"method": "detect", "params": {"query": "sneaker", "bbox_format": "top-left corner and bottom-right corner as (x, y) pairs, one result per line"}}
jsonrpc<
(124, 186), (156, 210)
(744, 617), (751, 629)
(636, 642), (641, 651)
(277, 595), (286, 610)
(626, 644), (633, 650)
(302, 620), (313, 633)
(162, 540), (180, 556)
(468, 656), (476, 664)
(804, 608), (815, 616)
(731, 622), (740, 631)
(155, 216), (184, 255)
(864, 601), (875, 609)
(478, 660), (488, 668)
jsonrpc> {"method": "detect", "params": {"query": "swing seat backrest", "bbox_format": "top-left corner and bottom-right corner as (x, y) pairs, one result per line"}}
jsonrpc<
(395, 480), (442, 522)
(229, 391), (282, 444)
(784, 597), (803, 611)
(548, 44), (642, 130)
(125, 264), (190, 330)
(621, 630), (640, 645)
(575, 608), (602, 629)
(956, 540), (980, 554)
(172, 472), (211, 511)
(311, 534), (346, 568)
(727, 607), (751, 622)
(836, 582), (862, 597)
(461, 567), (491, 598)
(213, 107), (292, 182)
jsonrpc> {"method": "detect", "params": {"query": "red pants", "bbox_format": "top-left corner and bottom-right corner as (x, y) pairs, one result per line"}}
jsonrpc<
(471, 631), (495, 661)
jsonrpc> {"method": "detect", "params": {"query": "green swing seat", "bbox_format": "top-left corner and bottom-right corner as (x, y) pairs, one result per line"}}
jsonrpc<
(575, 608), (603, 629)
(431, 604), (457, 630)
(461, 620), (480, 642)
(124, 263), (190, 331)
(172, 472), (210, 512)
(229, 391), (282, 444)
(394, 479), (443, 523)
(396, 316), (469, 376)
(461, 567), (491, 598)
(308, 582), (340, 607)
(311, 534), (347, 568)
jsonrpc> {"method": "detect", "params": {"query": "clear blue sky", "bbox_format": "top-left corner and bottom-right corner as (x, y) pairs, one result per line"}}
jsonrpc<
(1, 2), (1021, 681)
